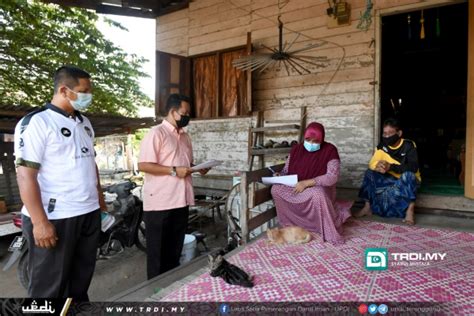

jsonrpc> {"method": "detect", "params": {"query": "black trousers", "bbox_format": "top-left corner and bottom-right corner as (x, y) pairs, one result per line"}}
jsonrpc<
(144, 206), (189, 280)
(22, 210), (100, 300)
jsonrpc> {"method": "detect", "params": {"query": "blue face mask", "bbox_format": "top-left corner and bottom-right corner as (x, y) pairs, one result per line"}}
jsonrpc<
(68, 88), (93, 111)
(304, 141), (320, 152)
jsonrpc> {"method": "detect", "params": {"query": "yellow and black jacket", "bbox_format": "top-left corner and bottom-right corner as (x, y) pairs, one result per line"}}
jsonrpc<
(368, 139), (422, 182)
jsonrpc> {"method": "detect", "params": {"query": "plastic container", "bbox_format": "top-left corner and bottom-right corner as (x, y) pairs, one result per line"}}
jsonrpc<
(180, 234), (197, 264)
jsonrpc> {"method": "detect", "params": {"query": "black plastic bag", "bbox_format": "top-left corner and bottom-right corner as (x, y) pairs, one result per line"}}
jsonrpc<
(208, 253), (254, 288)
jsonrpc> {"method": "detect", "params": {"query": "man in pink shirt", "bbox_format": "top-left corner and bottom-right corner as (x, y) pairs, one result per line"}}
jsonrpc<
(138, 94), (209, 279)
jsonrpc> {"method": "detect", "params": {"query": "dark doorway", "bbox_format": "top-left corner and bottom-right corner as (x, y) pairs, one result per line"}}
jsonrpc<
(380, 2), (468, 195)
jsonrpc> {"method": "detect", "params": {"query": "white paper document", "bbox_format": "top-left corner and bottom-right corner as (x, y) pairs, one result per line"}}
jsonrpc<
(191, 159), (223, 171)
(261, 174), (298, 187)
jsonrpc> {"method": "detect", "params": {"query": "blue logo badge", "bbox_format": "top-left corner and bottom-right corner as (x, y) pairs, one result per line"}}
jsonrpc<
(365, 248), (388, 271)
(368, 304), (378, 314)
(378, 304), (388, 314)
(219, 304), (230, 314)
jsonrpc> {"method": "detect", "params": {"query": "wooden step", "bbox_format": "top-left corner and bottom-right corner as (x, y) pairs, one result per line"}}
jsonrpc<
(250, 124), (300, 132)
(250, 147), (292, 155)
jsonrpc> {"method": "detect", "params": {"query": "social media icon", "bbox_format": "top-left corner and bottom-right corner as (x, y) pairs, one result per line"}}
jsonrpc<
(378, 304), (388, 314)
(368, 304), (378, 314)
(365, 248), (389, 271)
(219, 303), (230, 314)
(358, 304), (368, 314)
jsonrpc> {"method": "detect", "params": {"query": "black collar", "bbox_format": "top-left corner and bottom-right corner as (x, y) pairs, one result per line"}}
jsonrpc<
(46, 103), (83, 123)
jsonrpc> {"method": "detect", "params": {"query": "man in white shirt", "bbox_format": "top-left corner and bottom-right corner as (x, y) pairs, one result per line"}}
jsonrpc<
(14, 66), (106, 299)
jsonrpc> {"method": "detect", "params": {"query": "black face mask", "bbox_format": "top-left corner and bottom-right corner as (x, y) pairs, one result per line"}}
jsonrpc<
(382, 133), (400, 147)
(176, 115), (190, 128)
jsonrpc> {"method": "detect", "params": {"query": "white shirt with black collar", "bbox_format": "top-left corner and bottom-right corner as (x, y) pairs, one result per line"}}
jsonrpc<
(14, 103), (99, 220)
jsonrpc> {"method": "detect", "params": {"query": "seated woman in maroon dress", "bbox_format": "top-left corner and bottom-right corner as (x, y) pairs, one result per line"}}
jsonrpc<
(270, 122), (352, 244)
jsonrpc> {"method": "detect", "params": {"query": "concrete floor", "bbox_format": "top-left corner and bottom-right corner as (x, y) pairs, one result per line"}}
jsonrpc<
(0, 233), (148, 300)
(0, 214), (228, 300)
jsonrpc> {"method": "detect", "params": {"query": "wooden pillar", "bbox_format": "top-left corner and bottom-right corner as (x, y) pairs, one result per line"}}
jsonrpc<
(246, 32), (252, 114)
(239, 171), (249, 244)
(466, 0), (474, 198)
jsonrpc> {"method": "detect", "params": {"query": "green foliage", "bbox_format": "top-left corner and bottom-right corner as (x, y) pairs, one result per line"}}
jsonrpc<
(131, 128), (149, 153)
(0, 0), (153, 116)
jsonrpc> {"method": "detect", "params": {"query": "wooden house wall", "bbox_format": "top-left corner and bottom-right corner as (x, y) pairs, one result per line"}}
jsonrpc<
(155, 0), (445, 188)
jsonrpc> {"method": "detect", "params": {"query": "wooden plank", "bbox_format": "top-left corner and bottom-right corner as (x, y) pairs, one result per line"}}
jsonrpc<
(299, 106), (307, 142)
(156, 2), (190, 18)
(250, 147), (291, 156)
(156, 17), (188, 34)
(255, 63), (375, 90)
(157, 8), (189, 24)
(247, 126), (253, 168)
(252, 186), (272, 208)
(189, 24), (248, 47)
(244, 163), (284, 183)
(255, 91), (373, 109)
(246, 32), (252, 114)
(248, 206), (277, 231)
(255, 91), (374, 111)
(239, 172), (249, 244)
(251, 124), (300, 132)
(216, 51), (221, 117)
(256, 111), (264, 170)
(467, 0), (474, 199)
(95, 4), (157, 18)
(374, 6), (382, 149)
(376, 0), (463, 12)
(156, 27), (188, 41)
(189, 35), (248, 56)
(188, 15), (251, 38)
(188, 0), (223, 12)
(256, 79), (373, 102)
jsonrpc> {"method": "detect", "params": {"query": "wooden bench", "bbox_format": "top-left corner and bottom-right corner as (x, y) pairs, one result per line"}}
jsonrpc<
(239, 163), (285, 244)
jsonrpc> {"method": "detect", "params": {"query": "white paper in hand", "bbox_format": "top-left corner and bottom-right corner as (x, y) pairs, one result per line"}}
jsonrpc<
(191, 159), (223, 171)
(261, 174), (298, 187)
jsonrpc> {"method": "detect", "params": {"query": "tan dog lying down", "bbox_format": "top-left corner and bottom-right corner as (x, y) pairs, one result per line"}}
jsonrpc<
(267, 226), (311, 245)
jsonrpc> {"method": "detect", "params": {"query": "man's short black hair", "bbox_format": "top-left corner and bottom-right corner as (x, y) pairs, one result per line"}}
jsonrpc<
(53, 66), (91, 93)
(166, 94), (191, 113)
(383, 117), (401, 131)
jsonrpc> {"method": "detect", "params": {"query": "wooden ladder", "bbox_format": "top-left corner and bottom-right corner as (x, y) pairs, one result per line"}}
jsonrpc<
(248, 107), (307, 171)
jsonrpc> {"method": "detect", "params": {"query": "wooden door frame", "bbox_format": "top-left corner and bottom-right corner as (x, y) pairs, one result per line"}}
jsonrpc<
(374, 0), (473, 199)
(466, 0), (474, 198)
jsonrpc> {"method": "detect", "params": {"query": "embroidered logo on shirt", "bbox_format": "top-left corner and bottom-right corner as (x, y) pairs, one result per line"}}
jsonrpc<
(19, 138), (24, 148)
(61, 128), (71, 137)
(401, 153), (406, 156)
(47, 198), (56, 213)
(84, 126), (92, 138)
(81, 147), (89, 153)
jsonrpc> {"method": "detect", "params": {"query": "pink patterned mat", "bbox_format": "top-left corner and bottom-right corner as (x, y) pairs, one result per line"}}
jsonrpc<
(160, 220), (473, 311)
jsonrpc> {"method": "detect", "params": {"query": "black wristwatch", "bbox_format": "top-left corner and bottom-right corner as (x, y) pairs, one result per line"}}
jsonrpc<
(170, 166), (177, 177)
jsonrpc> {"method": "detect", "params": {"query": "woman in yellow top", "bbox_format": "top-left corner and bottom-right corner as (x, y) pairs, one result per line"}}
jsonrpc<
(355, 118), (421, 225)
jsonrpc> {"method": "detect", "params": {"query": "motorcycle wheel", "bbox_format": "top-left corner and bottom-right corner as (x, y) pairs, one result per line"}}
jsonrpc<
(135, 220), (146, 251)
(17, 251), (29, 290)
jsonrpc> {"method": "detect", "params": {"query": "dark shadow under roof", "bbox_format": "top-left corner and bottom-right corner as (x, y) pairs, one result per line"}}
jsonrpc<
(41, 0), (189, 18)
(0, 104), (157, 137)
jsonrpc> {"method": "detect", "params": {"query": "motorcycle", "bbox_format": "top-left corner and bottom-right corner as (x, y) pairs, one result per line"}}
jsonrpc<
(3, 180), (146, 290)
